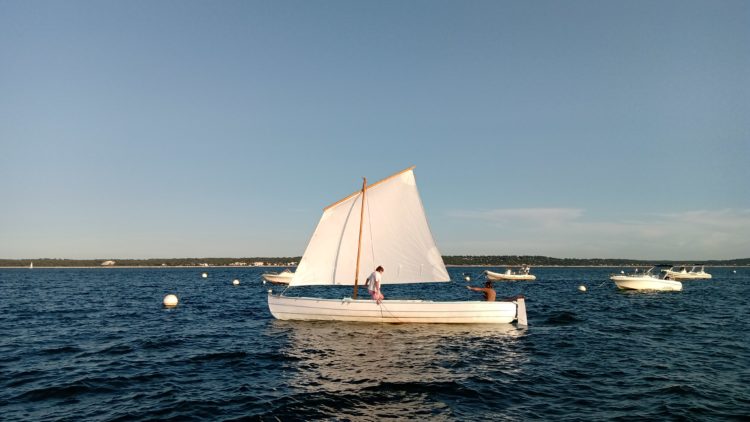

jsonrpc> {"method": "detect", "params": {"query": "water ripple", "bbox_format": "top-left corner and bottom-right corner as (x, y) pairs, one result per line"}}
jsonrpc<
(1, 267), (748, 420)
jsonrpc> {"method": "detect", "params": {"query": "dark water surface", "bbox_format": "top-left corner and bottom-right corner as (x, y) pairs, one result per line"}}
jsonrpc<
(1, 267), (748, 421)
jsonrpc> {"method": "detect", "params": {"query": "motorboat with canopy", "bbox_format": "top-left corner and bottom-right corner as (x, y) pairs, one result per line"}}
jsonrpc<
(610, 266), (682, 291)
(663, 264), (712, 280)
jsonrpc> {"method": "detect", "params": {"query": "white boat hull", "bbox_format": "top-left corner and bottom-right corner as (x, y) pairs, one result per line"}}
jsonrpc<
(610, 276), (682, 291)
(664, 271), (712, 280)
(262, 273), (293, 284)
(485, 270), (536, 281)
(268, 294), (526, 325)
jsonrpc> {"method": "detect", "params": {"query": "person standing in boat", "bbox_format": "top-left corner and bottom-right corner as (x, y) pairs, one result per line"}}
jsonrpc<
(366, 266), (385, 304)
(467, 281), (496, 301)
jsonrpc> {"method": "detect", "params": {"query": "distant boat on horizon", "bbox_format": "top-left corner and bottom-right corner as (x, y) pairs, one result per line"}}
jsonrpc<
(262, 269), (294, 284)
(485, 265), (536, 281)
(663, 264), (712, 280)
(29, 262), (33, 269)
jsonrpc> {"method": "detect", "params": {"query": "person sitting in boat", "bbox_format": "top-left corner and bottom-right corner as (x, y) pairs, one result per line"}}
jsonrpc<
(366, 266), (385, 304)
(467, 281), (496, 301)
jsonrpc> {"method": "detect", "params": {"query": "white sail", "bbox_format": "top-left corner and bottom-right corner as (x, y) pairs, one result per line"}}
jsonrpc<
(291, 167), (449, 286)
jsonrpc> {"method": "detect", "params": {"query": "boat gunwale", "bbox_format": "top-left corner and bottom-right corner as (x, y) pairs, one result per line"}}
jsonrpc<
(268, 293), (521, 306)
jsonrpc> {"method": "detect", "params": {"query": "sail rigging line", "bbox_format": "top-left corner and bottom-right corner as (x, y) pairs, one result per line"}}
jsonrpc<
(352, 177), (367, 299)
(277, 284), (291, 297)
(378, 302), (404, 324)
(366, 189), (376, 267)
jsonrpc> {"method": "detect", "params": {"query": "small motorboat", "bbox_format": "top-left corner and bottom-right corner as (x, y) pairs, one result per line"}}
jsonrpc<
(262, 269), (294, 284)
(610, 267), (682, 291)
(663, 265), (712, 280)
(485, 265), (536, 281)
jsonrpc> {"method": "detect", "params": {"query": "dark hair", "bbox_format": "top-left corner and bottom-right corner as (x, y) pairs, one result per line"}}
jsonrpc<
(485, 281), (493, 288)
(376, 266), (384, 272)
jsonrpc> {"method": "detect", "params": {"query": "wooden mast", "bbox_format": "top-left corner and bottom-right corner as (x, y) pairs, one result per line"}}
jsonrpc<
(352, 177), (367, 299)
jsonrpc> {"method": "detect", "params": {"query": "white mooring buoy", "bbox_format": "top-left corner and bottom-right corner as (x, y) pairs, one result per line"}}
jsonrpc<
(464, 276), (471, 282)
(578, 285), (587, 292)
(163, 294), (179, 307)
(232, 279), (240, 286)
(201, 272), (208, 278)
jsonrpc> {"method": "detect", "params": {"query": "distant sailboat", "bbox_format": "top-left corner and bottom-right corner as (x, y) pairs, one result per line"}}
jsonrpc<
(29, 262), (33, 269)
(267, 166), (528, 325)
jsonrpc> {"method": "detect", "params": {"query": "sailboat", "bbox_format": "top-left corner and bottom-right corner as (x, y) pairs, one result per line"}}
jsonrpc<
(267, 166), (527, 325)
(29, 262), (33, 269)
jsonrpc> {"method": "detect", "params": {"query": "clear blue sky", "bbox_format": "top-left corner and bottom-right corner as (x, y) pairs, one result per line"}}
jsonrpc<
(1, 0), (748, 260)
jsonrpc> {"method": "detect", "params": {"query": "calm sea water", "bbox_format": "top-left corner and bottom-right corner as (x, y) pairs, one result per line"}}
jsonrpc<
(1, 267), (748, 421)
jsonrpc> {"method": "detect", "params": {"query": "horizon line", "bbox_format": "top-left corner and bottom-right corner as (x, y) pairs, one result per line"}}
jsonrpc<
(3, 255), (749, 262)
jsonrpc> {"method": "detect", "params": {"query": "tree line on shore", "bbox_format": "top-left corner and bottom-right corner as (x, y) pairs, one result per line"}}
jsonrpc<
(1, 255), (748, 267)
(443, 255), (750, 266)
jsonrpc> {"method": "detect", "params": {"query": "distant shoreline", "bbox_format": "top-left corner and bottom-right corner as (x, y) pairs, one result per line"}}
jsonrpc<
(0, 265), (291, 269)
(3, 255), (749, 268)
(2, 264), (748, 269)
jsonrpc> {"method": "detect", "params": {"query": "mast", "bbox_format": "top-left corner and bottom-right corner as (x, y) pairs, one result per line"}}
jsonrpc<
(352, 177), (367, 299)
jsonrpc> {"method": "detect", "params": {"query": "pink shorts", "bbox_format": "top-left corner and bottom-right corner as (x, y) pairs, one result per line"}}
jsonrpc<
(369, 290), (383, 301)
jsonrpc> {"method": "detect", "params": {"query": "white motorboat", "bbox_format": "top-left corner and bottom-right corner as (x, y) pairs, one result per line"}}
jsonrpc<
(485, 265), (536, 281)
(610, 267), (682, 291)
(663, 265), (712, 280)
(262, 269), (294, 284)
(267, 166), (527, 325)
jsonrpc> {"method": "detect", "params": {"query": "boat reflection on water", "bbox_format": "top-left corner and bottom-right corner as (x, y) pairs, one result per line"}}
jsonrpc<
(263, 321), (528, 419)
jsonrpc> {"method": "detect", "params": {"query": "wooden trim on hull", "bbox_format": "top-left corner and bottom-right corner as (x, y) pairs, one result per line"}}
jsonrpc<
(268, 294), (521, 324)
